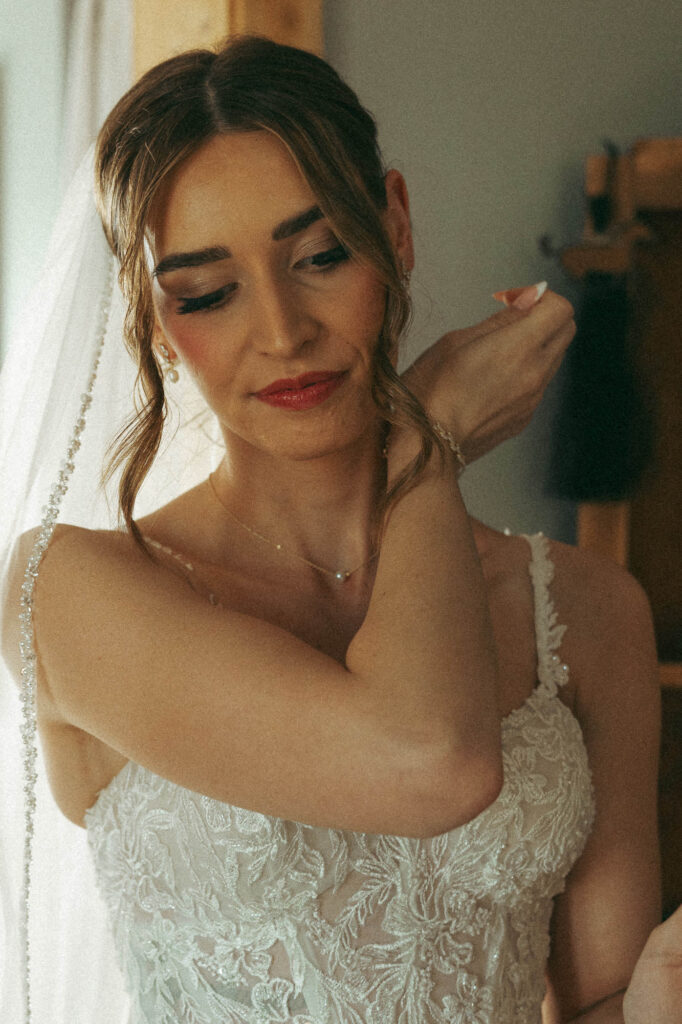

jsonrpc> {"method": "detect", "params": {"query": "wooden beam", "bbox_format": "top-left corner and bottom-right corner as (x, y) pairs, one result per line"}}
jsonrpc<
(134, 0), (322, 79)
(633, 138), (682, 211)
(577, 501), (630, 567)
(661, 664), (682, 689)
(134, 0), (229, 79)
(228, 0), (322, 54)
(561, 237), (634, 278)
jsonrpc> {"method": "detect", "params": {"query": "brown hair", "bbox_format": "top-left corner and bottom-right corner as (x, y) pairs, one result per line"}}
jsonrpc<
(95, 34), (444, 552)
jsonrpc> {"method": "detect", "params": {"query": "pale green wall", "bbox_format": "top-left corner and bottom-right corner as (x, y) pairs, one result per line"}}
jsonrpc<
(325, 0), (682, 542)
(0, 0), (64, 352)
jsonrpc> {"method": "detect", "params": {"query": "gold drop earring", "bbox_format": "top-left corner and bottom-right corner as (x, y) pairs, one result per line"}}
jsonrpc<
(158, 342), (179, 383)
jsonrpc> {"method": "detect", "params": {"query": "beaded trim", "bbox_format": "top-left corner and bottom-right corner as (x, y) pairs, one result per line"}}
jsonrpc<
(144, 537), (222, 608)
(520, 532), (570, 697)
(17, 258), (113, 1023)
(145, 537), (195, 572)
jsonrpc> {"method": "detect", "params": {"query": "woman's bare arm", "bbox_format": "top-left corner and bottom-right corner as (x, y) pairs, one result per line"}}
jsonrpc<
(542, 544), (661, 1023)
(2, 288), (574, 837)
(3, 433), (501, 839)
(5, 287), (574, 837)
(347, 444), (502, 810)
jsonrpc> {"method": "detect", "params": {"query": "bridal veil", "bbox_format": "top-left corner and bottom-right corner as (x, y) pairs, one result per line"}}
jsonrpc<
(0, 146), (223, 1022)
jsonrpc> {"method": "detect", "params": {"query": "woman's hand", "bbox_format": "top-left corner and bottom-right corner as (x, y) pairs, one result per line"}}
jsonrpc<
(623, 906), (682, 1024)
(401, 283), (576, 464)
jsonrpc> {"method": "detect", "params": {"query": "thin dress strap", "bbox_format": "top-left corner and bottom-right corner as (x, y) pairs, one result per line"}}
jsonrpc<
(143, 536), (222, 607)
(520, 532), (570, 698)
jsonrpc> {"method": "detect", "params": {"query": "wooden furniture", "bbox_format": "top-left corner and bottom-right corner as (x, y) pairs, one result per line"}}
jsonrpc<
(561, 138), (682, 916)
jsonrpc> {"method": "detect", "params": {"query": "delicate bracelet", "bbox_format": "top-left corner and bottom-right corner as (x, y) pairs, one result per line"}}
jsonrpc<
(431, 421), (467, 475)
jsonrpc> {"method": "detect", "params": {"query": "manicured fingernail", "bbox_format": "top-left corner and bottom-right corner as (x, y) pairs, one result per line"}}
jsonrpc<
(511, 281), (547, 310)
(492, 282), (547, 307)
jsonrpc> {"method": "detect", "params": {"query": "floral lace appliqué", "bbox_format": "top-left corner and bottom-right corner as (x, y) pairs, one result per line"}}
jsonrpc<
(85, 532), (595, 1023)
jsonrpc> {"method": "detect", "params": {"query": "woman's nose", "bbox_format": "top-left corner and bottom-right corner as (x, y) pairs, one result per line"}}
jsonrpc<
(252, 279), (319, 357)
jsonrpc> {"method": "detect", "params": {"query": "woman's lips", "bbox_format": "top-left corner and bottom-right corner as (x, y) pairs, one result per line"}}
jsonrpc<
(254, 371), (346, 410)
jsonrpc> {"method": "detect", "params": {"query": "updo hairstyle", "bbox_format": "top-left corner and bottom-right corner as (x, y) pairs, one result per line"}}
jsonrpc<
(95, 34), (443, 550)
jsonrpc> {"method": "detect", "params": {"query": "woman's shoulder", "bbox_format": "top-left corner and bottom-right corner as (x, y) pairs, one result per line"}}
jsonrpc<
(537, 533), (654, 644)
(526, 533), (658, 719)
(2, 523), (187, 678)
(31, 523), (160, 590)
(12, 522), (141, 564)
(471, 519), (657, 691)
(32, 481), (210, 569)
(472, 518), (652, 623)
(1, 525), (131, 686)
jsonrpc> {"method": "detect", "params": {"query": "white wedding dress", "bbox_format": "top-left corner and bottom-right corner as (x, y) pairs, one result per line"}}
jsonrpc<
(83, 532), (595, 1024)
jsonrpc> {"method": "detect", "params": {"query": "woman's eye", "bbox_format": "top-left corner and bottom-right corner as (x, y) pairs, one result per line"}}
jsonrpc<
(298, 244), (350, 271)
(174, 247), (348, 315)
(177, 285), (236, 315)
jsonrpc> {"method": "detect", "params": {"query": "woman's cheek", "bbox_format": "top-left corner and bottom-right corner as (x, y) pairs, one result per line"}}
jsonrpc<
(338, 271), (386, 344)
(162, 313), (225, 377)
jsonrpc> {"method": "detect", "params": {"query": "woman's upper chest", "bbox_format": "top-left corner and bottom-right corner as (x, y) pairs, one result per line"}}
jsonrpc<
(148, 531), (545, 713)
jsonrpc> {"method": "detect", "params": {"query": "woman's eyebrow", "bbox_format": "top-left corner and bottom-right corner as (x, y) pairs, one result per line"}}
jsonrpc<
(153, 246), (231, 277)
(271, 204), (323, 241)
(153, 205), (324, 277)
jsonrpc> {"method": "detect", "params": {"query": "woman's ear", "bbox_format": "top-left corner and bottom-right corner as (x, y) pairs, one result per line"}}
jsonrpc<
(383, 169), (414, 274)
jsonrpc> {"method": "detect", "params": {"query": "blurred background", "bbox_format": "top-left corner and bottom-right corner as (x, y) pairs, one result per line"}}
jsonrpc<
(1, 0), (680, 540)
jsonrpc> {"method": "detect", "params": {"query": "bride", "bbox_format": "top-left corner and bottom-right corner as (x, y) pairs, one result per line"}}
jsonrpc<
(2, 34), (660, 1024)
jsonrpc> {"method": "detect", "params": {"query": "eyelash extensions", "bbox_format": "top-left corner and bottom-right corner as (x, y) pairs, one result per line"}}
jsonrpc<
(178, 285), (236, 315)
(176, 244), (350, 315)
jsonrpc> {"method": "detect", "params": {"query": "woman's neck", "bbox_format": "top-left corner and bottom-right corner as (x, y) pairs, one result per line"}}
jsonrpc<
(212, 428), (386, 578)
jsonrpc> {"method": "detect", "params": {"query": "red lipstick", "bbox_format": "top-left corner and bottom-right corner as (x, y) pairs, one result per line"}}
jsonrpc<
(254, 371), (346, 410)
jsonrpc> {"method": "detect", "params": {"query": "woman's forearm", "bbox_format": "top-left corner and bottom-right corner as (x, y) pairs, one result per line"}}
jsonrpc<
(346, 434), (502, 811)
(350, 288), (574, 776)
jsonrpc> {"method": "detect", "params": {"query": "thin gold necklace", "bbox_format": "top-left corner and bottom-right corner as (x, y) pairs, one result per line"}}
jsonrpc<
(207, 472), (378, 582)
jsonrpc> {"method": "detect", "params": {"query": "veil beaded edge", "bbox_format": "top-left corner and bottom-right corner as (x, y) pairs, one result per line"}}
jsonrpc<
(16, 264), (112, 1022)
(0, 146), (222, 1023)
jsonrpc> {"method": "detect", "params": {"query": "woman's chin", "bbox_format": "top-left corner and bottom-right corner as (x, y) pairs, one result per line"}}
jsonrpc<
(223, 421), (380, 468)
(220, 400), (382, 466)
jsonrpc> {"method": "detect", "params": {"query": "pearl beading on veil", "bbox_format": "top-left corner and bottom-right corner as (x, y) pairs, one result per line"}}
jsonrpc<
(17, 258), (114, 1023)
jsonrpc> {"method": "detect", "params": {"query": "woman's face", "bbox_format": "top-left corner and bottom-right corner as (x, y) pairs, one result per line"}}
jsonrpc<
(148, 131), (407, 461)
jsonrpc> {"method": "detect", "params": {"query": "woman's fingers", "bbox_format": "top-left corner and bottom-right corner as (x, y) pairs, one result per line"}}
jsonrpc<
(456, 288), (575, 353)
(399, 286), (576, 464)
(542, 318), (576, 370)
(642, 905), (682, 959)
(623, 907), (682, 1024)
(529, 292), (576, 351)
(492, 281), (548, 310)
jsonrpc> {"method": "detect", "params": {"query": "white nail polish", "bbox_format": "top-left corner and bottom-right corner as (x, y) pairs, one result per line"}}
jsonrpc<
(534, 281), (548, 300)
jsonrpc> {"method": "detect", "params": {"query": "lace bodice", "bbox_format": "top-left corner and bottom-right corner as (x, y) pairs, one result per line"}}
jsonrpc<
(84, 532), (595, 1024)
